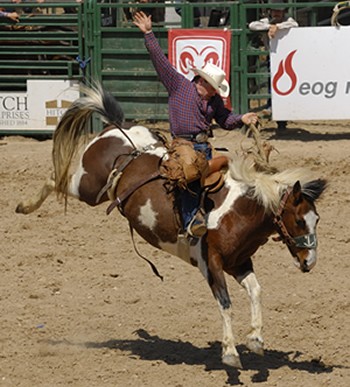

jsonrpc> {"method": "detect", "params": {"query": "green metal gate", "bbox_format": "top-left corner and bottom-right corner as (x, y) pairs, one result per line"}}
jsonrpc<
(238, 1), (340, 113)
(0, 0), (341, 133)
(84, 1), (242, 121)
(0, 2), (84, 91)
(83, 1), (339, 121)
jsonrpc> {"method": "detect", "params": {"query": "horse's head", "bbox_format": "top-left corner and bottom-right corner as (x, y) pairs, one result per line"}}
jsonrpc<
(274, 179), (327, 272)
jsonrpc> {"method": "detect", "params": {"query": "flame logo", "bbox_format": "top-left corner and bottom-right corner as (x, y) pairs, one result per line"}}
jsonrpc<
(272, 50), (298, 96)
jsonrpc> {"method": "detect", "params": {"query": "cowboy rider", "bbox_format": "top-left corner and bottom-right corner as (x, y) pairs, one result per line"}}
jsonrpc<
(133, 11), (258, 237)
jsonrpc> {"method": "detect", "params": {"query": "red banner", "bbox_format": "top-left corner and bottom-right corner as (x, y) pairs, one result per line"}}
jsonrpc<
(168, 29), (231, 107)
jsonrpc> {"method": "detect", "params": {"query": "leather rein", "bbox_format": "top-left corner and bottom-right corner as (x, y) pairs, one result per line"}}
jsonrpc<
(273, 188), (317, 254)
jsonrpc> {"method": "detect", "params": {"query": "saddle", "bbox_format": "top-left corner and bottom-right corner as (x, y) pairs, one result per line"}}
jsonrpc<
(159, 138), (226, 192)
(159, 138), (209, 190)
(104, 138), (227, 216)
(203, 171), (225, 193)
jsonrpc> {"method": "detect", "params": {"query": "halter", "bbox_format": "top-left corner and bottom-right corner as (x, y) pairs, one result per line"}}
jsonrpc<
(273, 188), (318, 252)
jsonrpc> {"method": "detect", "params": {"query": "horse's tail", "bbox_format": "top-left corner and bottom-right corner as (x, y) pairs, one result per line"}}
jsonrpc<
(52, 83), (124, 202)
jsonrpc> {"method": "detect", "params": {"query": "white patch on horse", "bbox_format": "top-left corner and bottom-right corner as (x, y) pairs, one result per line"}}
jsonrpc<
(93, 126), (166, 158)
(208, 177), (247, 230)
(138, 199), (157, 230)
(305, 209), (318, 234)
(69, 161), (85, 197)
(304, 209), (319, 269)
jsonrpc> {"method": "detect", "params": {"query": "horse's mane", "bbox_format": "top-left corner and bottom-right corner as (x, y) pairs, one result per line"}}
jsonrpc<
(228, 155), (317, 212)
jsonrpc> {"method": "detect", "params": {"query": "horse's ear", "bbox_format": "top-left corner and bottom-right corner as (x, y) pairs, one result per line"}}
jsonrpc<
(302, 179), (328, 201)
(292, 181), (303, 204)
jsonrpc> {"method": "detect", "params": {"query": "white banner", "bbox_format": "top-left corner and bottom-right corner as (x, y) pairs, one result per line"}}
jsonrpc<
(270, 26), (350, 120)
(0, 80), (79, 132)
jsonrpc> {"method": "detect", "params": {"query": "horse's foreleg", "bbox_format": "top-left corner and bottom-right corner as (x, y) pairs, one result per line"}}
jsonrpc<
(202, 256), (242, 368)
(218, 301), (242, 368)
(16, 175), (55, 214)
(239, 271), (264, 356)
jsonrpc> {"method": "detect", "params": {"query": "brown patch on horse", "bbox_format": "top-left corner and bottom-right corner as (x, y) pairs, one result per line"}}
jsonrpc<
(79, 136), (134, 206)
(115, 153), (180, 247)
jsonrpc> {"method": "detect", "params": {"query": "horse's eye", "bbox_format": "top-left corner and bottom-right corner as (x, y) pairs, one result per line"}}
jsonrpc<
(296, 219), (305, 228)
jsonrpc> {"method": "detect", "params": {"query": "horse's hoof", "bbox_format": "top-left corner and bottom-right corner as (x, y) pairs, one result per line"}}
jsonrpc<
(15, 203), (24, 214)
(15, 203), (28, 214)
(247, 337), (264, 356)
(222, 354), (243, 369)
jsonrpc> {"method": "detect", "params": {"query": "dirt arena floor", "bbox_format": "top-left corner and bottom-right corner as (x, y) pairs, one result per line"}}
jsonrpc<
(1, 119), (349, 387)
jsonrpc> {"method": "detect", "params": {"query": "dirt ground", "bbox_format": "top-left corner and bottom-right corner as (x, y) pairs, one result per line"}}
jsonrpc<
(1, 119), (349, 387)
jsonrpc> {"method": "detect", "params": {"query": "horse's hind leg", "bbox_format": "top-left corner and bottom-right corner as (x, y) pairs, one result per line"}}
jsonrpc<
(16, 174), (55, 214)
(237, 269), (264, 356)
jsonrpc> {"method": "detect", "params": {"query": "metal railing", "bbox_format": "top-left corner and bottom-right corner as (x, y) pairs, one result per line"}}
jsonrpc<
(239, 1), (341, 112)
(0, 0), (342, 131)
(0, 2), (84, 91)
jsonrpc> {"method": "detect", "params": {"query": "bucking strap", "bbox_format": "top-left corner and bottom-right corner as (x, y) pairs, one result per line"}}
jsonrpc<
(106, 171), (161, 215)
(96, 150), (141, 204)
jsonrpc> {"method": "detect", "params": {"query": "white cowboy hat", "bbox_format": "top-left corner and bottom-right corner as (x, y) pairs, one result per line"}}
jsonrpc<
(191, 63), (230, 98)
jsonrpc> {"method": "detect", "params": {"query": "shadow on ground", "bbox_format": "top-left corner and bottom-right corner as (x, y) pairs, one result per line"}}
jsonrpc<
(262, 127), (350, 142)
(44, 329), (341, 385)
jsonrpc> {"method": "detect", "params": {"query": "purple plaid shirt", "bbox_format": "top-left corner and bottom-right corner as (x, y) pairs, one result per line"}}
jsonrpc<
(144, 32), (244, 136)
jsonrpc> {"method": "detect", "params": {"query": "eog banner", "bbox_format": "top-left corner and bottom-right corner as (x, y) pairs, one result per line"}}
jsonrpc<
(168, 29), (231, 106)
(270, 26), (350, 120)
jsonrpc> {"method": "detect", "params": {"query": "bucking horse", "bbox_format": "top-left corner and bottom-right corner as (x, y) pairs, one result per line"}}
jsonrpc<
(16, 84), (327, 368)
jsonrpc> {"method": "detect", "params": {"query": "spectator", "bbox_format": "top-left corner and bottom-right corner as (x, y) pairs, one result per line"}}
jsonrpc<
(125, 0), (165, 24)
(0, 10), (19, 22)
(64, 0), (83, 15)
(174, 0), (201, 27)
(6, 0), (45, 15)
(249, 0), (298, 131)
(133, 11), (258, 237)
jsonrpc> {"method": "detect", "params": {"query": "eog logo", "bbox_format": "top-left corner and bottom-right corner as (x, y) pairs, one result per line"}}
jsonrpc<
(272, 50), (297, 96)
(272, 50), (338, 98)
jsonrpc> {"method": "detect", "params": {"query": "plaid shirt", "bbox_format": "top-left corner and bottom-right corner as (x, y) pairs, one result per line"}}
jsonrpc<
(144, 32), (244, 136)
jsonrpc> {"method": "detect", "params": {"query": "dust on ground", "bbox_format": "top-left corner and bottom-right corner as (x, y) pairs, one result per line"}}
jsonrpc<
(1, 119), (349, 386)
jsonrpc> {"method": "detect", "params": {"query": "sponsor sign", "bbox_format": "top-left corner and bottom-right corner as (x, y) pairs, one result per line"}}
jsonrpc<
(0, 80), (79, 132)
(270, 26), (350, 120)
(168, 29), (231, 106)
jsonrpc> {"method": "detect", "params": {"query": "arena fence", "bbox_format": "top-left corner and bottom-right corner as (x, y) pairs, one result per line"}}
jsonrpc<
(0, 2), (84, 91)
(238, 1), (345, 112)
(76, 0), (343, 120)
(0, 1), (341, 133)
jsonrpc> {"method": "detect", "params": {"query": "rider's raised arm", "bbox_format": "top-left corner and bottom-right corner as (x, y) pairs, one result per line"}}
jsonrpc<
(133, 11), (182, 94)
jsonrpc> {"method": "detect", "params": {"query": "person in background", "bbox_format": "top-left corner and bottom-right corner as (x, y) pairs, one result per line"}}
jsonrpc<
(0, 10), (19, 22)
(249, 0), (298, 131)
(174, 0), (201, 27)
(125, 0), (165, 24)
(64, 0), (83, 15)
(5, 0), (45, 15)
(133, 11), (258, 237)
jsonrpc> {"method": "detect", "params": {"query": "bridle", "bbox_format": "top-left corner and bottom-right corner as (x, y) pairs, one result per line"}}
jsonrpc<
(273, 188), (318, 255)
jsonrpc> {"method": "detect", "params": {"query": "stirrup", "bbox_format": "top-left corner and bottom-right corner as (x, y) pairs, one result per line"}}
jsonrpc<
(187, 213), (207, 238)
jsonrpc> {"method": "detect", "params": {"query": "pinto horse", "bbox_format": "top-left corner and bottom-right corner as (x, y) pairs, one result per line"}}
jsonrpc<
(16, 85), (326, 369)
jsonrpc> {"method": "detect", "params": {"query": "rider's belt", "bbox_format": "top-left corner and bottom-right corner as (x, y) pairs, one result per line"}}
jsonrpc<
(175, 133), (209, 143)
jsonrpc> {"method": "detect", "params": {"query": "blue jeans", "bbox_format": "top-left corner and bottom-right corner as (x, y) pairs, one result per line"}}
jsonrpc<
(180, 142), (212, 229)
